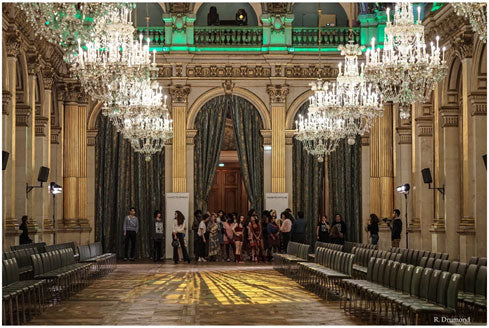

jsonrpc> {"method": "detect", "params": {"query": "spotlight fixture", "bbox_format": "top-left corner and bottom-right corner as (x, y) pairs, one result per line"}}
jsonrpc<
(396, 183), (410, 194)
(236, 9), (247, 25)
(49, 182), (63, 195)
(218, 163), (225, 167)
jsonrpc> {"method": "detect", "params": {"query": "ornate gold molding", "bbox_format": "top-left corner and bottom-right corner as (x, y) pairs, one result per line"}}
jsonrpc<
(5, 32), (21, 58)
(361, 135), (370, 146)
(451, 32), (474, 60)
(186, 65), (272, 78)
(284, 65), (338, 79)
(470, 93), (487, 116)
(458, 216), (475, 234)
(260, 129), (272, 145)
(430, 217), (446, 232)
(169, 85), (190, 103)
(41, 66), (55, 90)
(64, 83), (84, 104)
(285, 129), (296, 145)
(267, 84), (289, 103)
(186, 129), (197, 145)
(35, 116), (49, 136)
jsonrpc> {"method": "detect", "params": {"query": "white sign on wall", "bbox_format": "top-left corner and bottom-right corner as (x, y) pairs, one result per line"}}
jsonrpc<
(265, 193), (289, 216)
(165, 193), (189, 259)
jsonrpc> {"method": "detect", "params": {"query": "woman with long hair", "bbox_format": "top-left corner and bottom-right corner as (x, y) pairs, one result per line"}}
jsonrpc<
(208, 213), (220, 261)
(172, 210), (190, 264)
(233, 215), (245, 263)
(248, 215), (262, 262)
(223, 215), (235, 262)
(316, 215), (330, 243)
(366, 213), (380, 245)
(153, 210), (164, 262)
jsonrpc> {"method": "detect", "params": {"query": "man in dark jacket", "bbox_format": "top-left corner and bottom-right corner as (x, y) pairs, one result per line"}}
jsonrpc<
(387, 209), (402, 247)
(192, 210), (202, 261)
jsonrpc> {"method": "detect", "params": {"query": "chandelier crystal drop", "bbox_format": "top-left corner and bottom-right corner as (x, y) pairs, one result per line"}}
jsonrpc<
(68, 5), (157, 105)
(452, 3), (487, 43)
(364, 2), (447, 119)
(121, 95), (173, 161)
(17, 3), (126, 51)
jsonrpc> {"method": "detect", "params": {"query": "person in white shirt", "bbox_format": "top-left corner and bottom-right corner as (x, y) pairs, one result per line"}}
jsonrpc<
(197, 214), (210, 262)
(172, 211), (190, 264)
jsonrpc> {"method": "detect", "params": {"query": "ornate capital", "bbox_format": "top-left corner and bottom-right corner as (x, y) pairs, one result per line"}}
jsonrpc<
(35, 116), (49, 136)
(396, 126), (412, 144)
(87, 129), (98, 146)
(27, 54), (41, 76)
(222, 80), (235, 95)
(440, 107), (459, 127)
(470, 93), (487, 116)
(267, 84), (289, 103)
(41, 66), (55, 90)
(169, 85), (190, 103)
(64, 83), (84, 104)
(415, 116), (433, 137)
(3, 90), (12, 115)
(51, 127), (61, 144)
(6, 32), (21, 58)
(186, 129), (197, 145)
(451, 32), (474, 60)
(361, 134), (370, 146)
(16, 104), (31, 127)
(260, 129), (272, 145)
(168, 3), (191, 14)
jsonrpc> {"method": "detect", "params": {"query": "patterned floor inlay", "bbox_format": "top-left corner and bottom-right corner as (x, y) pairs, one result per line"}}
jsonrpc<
(30, 261), (364, 325)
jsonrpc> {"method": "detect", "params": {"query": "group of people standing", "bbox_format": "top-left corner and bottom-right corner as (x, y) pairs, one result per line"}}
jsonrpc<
(191, 208), (307, 263)
(365, 209), (403, 246)
(316, 213), (348, 244)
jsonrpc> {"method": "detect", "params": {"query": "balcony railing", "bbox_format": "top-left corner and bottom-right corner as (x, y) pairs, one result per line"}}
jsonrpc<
(136, 27), (165, 46)
(292, 27), (361, 47)
(194, 26), (263, 46)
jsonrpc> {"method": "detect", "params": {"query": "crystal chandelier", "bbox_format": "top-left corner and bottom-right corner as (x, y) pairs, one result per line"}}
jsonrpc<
(17, 3), (125, 51)
(452, 3), (487, 43)
(364, 2), (447, 119)
(122, 94), (173, 161)
(295, 110), (343, 162)
(68, 5), (157, 107)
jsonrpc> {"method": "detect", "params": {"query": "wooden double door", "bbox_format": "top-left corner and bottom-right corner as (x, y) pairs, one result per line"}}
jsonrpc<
(208, 162), (249, 216)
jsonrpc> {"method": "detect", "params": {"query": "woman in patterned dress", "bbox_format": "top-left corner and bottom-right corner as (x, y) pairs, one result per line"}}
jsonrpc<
(208, 213), (220, 261)
(233, 215), (246, 263)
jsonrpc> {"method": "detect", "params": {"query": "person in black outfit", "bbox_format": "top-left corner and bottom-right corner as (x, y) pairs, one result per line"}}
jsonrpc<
(366, 213), (379, 245)
(172, 210), (190, 264)
(293, 211), (306, 243)
(387, 209), (402, 247)
(316, 215), (330, 243)
(192, 210), (202, 261)
(207, 6), (220, 26)
(153, 210), (164, 262)
(332, 213), (347, 244)
(19, 215), (32, 244)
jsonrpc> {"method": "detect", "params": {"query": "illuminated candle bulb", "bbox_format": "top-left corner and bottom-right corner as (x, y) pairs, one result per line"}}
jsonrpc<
(153, 49), (156, 63)
(371, 37), (376, 51)
(386, 7), (390, 23)
(338, 62), (342, 75)
(436, 35), (440, 49)
(442, 46), (446, 61)
(417, 6), (421, 23)
(164, 95), (167, 106)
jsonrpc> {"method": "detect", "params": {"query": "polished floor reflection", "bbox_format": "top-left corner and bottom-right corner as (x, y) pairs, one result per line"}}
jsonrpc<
(30, 261), (363, 325)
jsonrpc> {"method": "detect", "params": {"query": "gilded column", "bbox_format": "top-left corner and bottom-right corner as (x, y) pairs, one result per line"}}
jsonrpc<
(414, 102), (434, 250)
(456, 41), (476, 261)
(440, 105), (460, 259)
(169, 85), (190, 192)
(3, 37), (20, 245)
(361, 134), (370, 244)
(63, 84), (81, 228)
(379, 103), (394, 219)
(267, 84), (288, 192)
(77, 93), (89, 230)
(409, 103), (421, 247)
(430, 83), (446, 252)
(369, 117), (380, 216)
(396, 118), (412, 249)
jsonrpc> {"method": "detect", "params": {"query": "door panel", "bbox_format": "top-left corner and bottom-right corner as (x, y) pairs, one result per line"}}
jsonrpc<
(208, 164), (248, 215)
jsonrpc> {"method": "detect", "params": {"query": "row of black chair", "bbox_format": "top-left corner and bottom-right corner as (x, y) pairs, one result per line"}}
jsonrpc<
(3, 258), (46, 325)
(273, 242), (309, 276)
(316, 242), (343, 252)
(352, 247), (401, 278)
(78, 242), (116, 276)
(297, 247), (354, 299)
(11, 242), (46, 253)
(388, 247), (448, 264)
(344, 241), (377, 253)
(469, 256), (487, 266)
(3, 248), (39, 279)
(341, 258), (462, 325)
(45, 242), (78, 260)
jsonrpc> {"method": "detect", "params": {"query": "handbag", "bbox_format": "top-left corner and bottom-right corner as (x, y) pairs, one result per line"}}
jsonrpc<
(172, 239), (180, 247)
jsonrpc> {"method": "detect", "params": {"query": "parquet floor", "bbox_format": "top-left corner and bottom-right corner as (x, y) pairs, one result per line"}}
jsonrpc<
(30, 261), (364, 325)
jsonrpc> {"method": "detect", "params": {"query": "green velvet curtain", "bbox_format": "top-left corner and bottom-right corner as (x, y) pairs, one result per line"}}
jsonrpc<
(194, 96), (229, 212)
(292, 102), (325, 244)
(327, 137), (362, 242)
(95, 115), (165, 258)
(230, 96), (264, 215)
